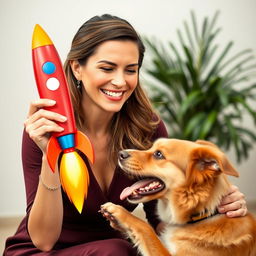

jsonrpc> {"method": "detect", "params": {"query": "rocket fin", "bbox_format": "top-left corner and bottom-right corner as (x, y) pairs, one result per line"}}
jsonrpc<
(76, 131), (95, 164)
(47, 136), (62, 172)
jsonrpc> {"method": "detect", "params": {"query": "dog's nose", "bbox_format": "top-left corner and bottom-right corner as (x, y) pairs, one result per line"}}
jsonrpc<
(119, 150), (130, 160)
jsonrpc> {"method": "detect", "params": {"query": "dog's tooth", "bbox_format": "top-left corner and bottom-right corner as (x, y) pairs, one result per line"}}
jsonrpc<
(151, 181), (159, 188)
(137, 181), (163, 194)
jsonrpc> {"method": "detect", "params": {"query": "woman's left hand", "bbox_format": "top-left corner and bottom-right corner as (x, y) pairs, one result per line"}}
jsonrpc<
(218, 185), (247, 217)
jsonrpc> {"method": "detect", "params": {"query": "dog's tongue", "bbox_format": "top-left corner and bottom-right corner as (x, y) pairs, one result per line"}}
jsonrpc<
(120, 179), (155, 200)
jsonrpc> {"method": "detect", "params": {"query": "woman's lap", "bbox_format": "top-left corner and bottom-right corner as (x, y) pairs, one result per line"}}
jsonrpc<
(47, 238), (137, 256)
(4, 238), (138, 256)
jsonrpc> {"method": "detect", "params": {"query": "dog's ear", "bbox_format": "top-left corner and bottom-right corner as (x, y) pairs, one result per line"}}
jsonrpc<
(195, 140), (218, 149)
(188, 146), (239, 177)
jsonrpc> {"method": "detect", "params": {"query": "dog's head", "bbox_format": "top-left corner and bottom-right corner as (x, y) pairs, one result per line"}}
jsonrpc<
(119, 138), (238, 204)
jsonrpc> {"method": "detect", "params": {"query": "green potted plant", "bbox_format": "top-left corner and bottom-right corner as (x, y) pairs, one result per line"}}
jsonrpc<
(143, 10), (256, 162)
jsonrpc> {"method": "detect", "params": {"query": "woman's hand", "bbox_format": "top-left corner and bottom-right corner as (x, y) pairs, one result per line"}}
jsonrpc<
(24, 99), (67, 153)
(218, 185), (247, 217)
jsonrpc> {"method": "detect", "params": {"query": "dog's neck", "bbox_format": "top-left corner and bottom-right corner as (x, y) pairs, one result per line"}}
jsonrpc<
(158, 176), (230, 225)
(157, 197), (219, 226)
(187, 208), (219, 224)
(157, 198), (176, 224)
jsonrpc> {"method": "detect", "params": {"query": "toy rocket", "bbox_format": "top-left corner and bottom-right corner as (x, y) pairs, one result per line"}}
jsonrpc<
(32, 24), (94, 213)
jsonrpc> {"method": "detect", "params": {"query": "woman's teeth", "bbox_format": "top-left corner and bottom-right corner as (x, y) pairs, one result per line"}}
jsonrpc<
(102, 89), (123, 97)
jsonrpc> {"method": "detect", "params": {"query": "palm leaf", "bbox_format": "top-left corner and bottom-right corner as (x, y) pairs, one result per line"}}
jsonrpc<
(143, 10), (256, 162)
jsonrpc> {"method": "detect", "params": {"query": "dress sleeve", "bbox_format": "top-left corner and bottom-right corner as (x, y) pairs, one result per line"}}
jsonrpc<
(21, 130), (43, 213)
(143, 119), (168, 229)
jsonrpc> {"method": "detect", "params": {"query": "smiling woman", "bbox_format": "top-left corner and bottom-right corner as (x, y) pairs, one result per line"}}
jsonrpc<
(70, 40), (139, 112)
(3, 14), (169, 255)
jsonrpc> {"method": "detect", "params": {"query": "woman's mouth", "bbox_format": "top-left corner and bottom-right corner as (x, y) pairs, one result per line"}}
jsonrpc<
(100, 89), (124, 101)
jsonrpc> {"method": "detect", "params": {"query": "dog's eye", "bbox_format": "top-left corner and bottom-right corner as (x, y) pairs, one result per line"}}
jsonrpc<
(153, 150), (165, 159)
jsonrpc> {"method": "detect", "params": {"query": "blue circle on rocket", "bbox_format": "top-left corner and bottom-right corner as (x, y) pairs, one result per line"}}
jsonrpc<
(42, 62), (56, 75)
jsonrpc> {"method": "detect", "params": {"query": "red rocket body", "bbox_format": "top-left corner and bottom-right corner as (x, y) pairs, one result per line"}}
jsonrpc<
(32, 44), (76, 138)
(32, 24), (94, 213)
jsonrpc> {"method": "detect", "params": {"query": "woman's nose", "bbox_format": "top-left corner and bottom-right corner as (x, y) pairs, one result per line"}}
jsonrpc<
(111, 72), (126, 87)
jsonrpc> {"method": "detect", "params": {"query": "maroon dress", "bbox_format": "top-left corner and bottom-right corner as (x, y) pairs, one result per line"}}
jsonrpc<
(4, 120), (168, 255)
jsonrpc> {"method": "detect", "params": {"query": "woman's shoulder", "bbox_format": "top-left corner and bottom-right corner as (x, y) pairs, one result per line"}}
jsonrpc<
(152, 118), (169, 141)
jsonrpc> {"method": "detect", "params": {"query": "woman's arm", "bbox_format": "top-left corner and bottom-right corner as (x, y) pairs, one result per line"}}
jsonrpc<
(24, 99), (66, 251)
(27, 156), (63, 251)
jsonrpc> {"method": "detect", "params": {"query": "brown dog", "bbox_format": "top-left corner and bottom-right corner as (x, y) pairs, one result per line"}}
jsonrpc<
(101, 138), (256, 256)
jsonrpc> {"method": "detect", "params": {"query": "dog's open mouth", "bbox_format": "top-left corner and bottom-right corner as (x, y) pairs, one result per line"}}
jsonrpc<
(120, 178), (165, 201)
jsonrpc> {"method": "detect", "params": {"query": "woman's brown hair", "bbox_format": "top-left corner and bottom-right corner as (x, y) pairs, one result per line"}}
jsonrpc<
(64, 14), (159, 161)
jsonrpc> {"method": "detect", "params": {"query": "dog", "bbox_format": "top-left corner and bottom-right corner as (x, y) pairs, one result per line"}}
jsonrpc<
(101, 138), (256, 256)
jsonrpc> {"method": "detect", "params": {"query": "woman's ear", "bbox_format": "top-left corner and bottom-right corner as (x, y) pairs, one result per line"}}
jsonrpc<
(70, 60), (82, 80)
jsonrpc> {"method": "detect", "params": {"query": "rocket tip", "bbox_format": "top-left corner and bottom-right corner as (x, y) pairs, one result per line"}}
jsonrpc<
(32, 24), (53, 49)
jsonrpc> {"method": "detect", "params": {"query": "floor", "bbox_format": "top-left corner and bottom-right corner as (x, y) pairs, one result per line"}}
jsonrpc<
(1, 203), (256, 254)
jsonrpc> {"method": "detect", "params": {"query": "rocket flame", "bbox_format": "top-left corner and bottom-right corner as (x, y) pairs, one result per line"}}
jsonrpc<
(60, 151), (90, 213)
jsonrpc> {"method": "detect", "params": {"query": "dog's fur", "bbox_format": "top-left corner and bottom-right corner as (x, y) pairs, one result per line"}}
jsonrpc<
(101, 138), (256, 256)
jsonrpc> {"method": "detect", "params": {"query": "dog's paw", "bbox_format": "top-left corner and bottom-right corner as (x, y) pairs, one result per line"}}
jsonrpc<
(100, 202), (132, 231)
(100, 203), (120, 226)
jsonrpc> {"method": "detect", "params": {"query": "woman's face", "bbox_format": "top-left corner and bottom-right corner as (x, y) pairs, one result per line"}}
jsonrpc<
(73, 40), (139, 114)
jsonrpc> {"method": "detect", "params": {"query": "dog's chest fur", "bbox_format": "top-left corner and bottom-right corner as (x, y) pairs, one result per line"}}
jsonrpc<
(157, 199), (179, 253)
(160, 224), (179, 254)
(157, 198), (179, 224)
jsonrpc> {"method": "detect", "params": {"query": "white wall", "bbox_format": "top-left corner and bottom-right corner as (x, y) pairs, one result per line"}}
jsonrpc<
(0, 0), (255, 217)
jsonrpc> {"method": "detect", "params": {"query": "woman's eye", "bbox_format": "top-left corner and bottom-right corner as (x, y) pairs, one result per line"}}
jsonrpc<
(100, 67), (113, 72)
(126, 69), (137, 74)
(153, 150), (165, 160)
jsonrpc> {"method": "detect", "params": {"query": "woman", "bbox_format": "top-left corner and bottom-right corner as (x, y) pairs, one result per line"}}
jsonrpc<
(4, 14), (247, 255)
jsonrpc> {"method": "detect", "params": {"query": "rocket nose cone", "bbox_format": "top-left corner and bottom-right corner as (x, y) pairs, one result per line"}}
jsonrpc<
(32, 24), (53, 49)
